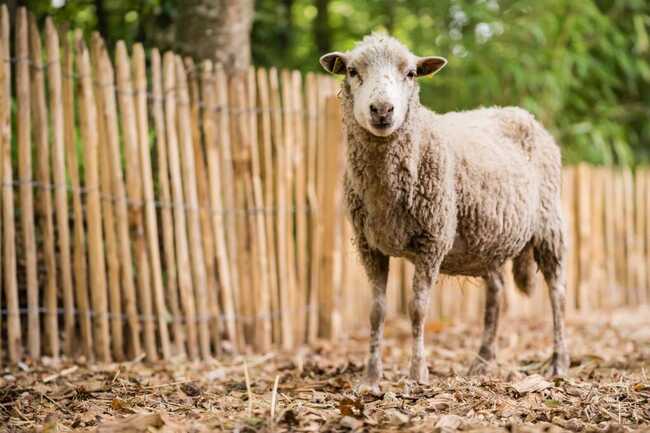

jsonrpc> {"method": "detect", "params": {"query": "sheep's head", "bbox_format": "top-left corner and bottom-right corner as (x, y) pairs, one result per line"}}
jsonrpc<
(320, 34), (446, 137)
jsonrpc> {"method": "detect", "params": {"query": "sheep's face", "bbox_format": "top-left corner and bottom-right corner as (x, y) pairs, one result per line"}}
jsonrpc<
(320, 34), (446, 137)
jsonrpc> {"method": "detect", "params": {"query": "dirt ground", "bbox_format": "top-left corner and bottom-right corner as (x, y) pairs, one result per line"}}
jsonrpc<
(2, 307), (649, 433)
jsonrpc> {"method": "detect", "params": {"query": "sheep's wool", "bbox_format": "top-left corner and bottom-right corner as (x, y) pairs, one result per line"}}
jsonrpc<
(330, 34), (569, 382)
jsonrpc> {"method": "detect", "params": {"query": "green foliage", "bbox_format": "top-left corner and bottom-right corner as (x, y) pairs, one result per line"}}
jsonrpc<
(24, 0), (650, 164)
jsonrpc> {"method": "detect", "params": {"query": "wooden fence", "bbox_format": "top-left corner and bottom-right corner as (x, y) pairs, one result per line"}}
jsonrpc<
(0, 7), (648, 364)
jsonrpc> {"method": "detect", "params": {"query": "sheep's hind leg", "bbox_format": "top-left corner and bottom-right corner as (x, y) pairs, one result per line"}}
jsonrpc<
(536, 231), (570, 376)
(408, 261), (439, 384)
(542, 268), (570, 375)
(468, 268), (503, 375)
(356, 248), (389, 395)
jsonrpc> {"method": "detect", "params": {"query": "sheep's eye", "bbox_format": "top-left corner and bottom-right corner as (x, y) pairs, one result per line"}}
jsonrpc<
(347, 68), (358, 78)
(406, 70), (416, 79)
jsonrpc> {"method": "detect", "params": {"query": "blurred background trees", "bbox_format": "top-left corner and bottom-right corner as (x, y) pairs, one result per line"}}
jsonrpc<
(8, 0), (650, 165)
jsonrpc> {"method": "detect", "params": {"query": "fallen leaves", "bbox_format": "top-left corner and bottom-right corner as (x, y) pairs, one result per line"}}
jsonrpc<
(338, 397), (364, 418)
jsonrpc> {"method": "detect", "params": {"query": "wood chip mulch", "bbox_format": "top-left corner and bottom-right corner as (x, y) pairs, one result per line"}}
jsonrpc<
(1, 307), (649, 432)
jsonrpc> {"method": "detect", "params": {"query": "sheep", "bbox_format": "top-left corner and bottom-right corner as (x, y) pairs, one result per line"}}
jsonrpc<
(319, 34), (569, 393)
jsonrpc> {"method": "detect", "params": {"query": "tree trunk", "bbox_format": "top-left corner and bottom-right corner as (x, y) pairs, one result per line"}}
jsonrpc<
(314, 0), (331, 55)
(176, 0), (254, 74)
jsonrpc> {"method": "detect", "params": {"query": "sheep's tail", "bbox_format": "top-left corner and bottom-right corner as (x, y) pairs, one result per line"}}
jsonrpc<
(512, 243), (537, 296)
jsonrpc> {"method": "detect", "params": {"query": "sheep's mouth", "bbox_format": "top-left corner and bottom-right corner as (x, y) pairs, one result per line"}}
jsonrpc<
(370, 120), (393, 130)
(367, 122), (395, 137)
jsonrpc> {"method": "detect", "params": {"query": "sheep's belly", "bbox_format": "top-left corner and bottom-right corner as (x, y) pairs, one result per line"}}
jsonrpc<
(441, 249), (512, 277)
(441, 206), (537, 276)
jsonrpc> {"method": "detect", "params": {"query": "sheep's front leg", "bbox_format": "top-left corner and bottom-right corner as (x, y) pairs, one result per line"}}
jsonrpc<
(409, 262), (439, 384)
(356, 247), (389, 394)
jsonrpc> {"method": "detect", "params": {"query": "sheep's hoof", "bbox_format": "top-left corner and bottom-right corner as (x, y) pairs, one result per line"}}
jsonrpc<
(408, 361), (429, 384)
(355, 379), (382, 396)
(467, 357), (493, 376)
(544, 351), (570, 377)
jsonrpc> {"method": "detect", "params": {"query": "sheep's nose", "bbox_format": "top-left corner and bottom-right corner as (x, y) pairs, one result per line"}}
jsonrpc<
(370, 102), (394, 117)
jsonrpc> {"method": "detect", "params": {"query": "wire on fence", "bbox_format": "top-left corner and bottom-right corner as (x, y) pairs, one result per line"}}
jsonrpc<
(1, 180), (314, 215)
(0, 304), (318, 326)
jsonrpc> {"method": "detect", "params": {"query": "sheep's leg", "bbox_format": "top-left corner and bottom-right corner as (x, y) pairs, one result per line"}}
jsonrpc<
(468, 269), (503, 375)
(536, 230), (570, 376)
(408, 263), (438, 384)
(357, 248), (389, 394)
(543, 267), (570, 376)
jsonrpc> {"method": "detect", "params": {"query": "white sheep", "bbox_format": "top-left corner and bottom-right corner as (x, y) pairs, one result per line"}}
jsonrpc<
(320, 34), (569, 393)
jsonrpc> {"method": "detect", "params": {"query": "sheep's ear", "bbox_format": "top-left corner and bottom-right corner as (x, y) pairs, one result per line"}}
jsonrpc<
(416, 56), (447, 77)
(320, 52), (348, 74)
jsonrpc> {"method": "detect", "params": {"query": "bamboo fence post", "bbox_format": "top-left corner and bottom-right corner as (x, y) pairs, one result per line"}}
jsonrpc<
(95, 41), (141, 359)
(269, 67), (292, 349)
(134, 44), (172, 359)
(318, 94), (343, 338)
(403, 261), (415, 316)
(340, 213), (352, 327)
(62, 27), (93, 359)
(602, 166), (617, 307)
(29, 14), (59, 358)
(229, 75), (254, 345)
(634, 168), (647, 305)
(214, 65), (243, 349)
(16, 8), (40, 359)
(91, 34), (124, 362)
(116, 42), (157, 361)
(185, 57), (221, 354)
(201, 61), (238, 349)
(246, 67), (272, 351)
(385, 260), (399, 320)
(152, 49), (184, 356)
(292, 70), (308, 344)
(76, 32), (111, 362)
(163, 52), (199, 359)
(331, 80), (345, 336)
(46, 18), (75, 357)
(280, 69), (298, 345)
(305, 72), (320, 344)
(575, 163), (591, 311)
(616, 169), (625, 305)
(623, 168), (636, 305)
(256, 67), (281, 346)
(97, 83), (124, 361)
(0, 4), (21, 362)
(313, 76), (328, 338)
(645, 169), (650, 302)
(561, 167), (577, 313)
(175, 55), (211, 359)
(233, 72), (253, 346)
(235, 72), (253, 346)
(645, 169), (650, 303)
(590, 167), (606, 310)
(614, 169), (627, 306)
